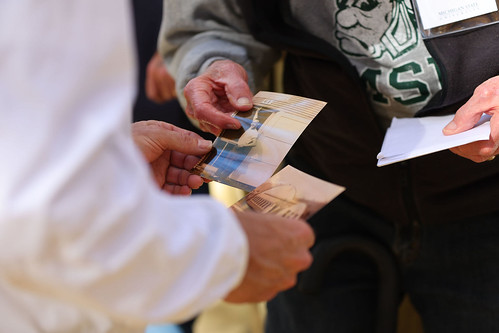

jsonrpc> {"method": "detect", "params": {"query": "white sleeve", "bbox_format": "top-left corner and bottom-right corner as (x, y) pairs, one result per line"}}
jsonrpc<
(0, 0), (248, 326)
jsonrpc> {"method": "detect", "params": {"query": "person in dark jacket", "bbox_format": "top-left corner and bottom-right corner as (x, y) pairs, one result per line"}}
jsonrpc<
(159, 0), (499, 332)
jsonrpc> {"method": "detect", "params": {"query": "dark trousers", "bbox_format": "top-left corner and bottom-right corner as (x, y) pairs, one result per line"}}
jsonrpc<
(266, 195), (499, 333)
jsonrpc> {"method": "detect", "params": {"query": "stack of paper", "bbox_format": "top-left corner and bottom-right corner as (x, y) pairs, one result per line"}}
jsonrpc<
(377, 114), (491, 166)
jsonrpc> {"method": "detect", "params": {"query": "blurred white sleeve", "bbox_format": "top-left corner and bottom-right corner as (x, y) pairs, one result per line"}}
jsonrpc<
(0, 0), (248, 328)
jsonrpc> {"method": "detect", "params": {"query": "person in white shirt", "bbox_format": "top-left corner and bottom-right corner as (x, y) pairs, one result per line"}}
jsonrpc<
(0, 1), (314, 332)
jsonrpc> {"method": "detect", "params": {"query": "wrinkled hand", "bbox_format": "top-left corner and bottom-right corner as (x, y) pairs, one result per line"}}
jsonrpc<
(132, 120), (212, 195)
(145, 52), (177, 103)
(443, 76), (499, 162)
(224, 211), (315, 303)
(183, 60), (254, 135)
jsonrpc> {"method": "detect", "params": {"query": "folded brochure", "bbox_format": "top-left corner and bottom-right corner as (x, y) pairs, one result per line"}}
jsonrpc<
(377, 113), (491, 166)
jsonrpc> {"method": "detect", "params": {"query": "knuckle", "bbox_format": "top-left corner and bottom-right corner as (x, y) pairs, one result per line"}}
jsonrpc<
(293, 251), (314, 271)
(183, 80), (197, 96)
(301, 251), (314, 269)
(470, 153), (489, 163)
(281, 276), (297, 290)
(297, 223), (315, 242)
(261, 290), (278, 302)
(477, 146), (496, 158)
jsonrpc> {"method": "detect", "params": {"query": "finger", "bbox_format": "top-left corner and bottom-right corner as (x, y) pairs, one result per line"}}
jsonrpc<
(161, 130), (212, 156)
(157, 67), (177, 101)
(490, 111), (499, 146)
(300, 220), (316, 248)
(286, 218), (316, 249)
(145, 69), (160, 102)
(449, 140), (497, 162)
(163, 177), (205, 194)
(301, 251), (314, 271)
(151, 151), (203, 191)
(225, 288), (279, 304)
(163, 184), (193, 196)
(284, 250), (314, 274)
(187, 174), (205, 189)
(145, 52), (176, 103)
(212, 63), (254, 112)
(165, 165), (204, 188)
(170, 151), (202, 171)
(150, 156), (170, 187)
(444, 77), (499, 135)
(135, 120), (213, 157)
(145, 55), (164, 103)
(198, 119), (223, 136)
(152, 68), (173, 102)
(447, 113), (499, 161)
(443, 101), (488, 136)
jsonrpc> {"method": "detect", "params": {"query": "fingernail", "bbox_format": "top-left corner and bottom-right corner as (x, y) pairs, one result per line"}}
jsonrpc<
(237, 97), (251, 107)
(198, 139), (212, 150)
(444, 121), (457, 132)
(228, 123), (240, 130)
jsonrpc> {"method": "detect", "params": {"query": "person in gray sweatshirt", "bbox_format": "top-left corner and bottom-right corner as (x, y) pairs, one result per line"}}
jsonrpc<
(159, 1), (499, 332)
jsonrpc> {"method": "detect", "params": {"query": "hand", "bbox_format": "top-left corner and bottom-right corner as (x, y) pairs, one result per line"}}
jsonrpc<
(224, 211), (315, 303)
(145, 52), (177, 103)
(132, 120), (213, 194)
(183, 60), (254, 135)
(443, 76), (499, 162)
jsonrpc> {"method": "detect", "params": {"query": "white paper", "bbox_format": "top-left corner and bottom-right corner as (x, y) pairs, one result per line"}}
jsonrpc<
(377, 114), (491, 167)
(414, 0), (498, 29)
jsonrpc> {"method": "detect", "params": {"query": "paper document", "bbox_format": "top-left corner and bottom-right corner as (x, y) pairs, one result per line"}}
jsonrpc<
(191, 91), (326, 192)
(231, 166), (345, 220)
(377, 114), (491, 167)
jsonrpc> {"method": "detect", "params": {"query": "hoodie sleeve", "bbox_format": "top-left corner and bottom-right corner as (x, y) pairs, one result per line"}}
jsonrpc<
(158, 0), (282, 108)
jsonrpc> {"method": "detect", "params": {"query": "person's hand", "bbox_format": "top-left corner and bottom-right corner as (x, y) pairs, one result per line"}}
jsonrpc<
(224, 211), (315, 303)
(132, 120), (212, 195)
(183, 60), (254, 135)
(145, 52), (177, 103)
(443, 76), (499, 162)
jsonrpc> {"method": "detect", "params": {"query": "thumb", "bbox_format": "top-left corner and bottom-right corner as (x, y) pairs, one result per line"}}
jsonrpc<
(152, 126), (213, 156)
(225, 75), (253, 112)
(206, 60), (254, 111)
(443, 108), (484, 136)
(132, 121), (212, 160)
(226, 84), (253, 112)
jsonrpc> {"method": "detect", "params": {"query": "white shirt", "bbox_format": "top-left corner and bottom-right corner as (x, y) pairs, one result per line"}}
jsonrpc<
(0, 1), (248, 332)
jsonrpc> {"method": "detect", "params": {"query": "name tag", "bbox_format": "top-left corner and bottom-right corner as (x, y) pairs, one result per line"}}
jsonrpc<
(413, 0), (499, 38)
(414, 0), (497, 29)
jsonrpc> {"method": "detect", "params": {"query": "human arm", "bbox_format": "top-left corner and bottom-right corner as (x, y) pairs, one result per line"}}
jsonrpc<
(443, 76), (499, 162)
(132, 119), (315, 303)
(159, 0), (281, 132)
(132, 120), (212, 194)
(0, 0), (249, 328)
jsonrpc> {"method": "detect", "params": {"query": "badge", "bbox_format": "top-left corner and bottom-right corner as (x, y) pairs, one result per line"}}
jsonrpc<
(412, 0), (499, 37)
